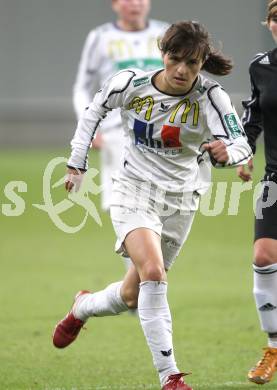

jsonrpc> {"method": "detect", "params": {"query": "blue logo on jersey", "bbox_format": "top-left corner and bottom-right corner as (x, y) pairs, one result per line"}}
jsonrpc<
(133, 119), (162, 148)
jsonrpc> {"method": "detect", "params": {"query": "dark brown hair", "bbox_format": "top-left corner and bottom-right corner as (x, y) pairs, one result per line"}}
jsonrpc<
(265, 0), (277, 23)
(159, 21), (233, 76)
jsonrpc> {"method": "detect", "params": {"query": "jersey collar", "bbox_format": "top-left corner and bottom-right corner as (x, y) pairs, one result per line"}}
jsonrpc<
(151, 70), (201, 97)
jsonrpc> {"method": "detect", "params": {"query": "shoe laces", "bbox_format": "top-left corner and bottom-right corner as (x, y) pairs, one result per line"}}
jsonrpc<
(258, 348), (277, 368)
(166, 372), (191, 385)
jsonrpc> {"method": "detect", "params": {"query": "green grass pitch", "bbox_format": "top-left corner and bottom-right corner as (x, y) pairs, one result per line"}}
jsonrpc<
(0, 147), (276, 390)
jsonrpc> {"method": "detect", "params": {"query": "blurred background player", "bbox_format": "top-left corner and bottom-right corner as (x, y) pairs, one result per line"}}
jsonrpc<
(237, 0), (277, 385)
(73, 0), (168, 211)
(54, 21), (252, 390)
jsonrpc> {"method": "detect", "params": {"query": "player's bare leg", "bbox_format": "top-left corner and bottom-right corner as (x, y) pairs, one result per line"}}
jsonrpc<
(124, 228), (192, 390)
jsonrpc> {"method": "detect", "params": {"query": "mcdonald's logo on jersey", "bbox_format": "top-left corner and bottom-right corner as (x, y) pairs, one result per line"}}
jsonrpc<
(129, 96), (154, 121)
(108, 39), (133, 58)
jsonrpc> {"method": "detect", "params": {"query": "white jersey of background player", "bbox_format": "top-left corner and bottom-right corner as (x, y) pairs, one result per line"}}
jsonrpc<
(73, 0), (168, 210)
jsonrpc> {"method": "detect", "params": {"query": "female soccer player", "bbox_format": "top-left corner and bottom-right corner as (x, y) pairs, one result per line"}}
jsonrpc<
(237, 0), (277, 385)
(54, 21), (252, 390)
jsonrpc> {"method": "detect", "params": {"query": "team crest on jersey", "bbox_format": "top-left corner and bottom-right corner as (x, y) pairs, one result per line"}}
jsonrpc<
(224, 113), (242, 138)
(133, 76), (150, 87)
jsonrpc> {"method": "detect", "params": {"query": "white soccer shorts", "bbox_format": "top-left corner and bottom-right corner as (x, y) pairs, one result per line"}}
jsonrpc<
(110, 176), (199, 269)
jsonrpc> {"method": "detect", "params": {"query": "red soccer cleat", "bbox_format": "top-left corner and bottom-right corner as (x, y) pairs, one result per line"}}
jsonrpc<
(162, 373), (193, 390)
(52, 290), (90, 348)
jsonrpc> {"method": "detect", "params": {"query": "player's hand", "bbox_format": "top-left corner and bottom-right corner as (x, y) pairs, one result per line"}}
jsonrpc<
(65, 167), (85, 192)
(203, 140), (229, 163)
(237, 159), (253, 182)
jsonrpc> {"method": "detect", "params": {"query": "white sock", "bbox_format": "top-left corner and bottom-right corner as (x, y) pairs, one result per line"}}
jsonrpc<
(253, 264), (277, 337)
(138, 281), (179, 385)
(268, 335), (277, 348)
(73, 281), (128, 320)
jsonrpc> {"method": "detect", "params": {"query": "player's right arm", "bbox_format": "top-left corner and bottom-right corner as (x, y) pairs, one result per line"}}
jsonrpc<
(66, 70), (136, 191)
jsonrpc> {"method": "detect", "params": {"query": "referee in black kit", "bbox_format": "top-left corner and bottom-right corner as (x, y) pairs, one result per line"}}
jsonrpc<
(237, 0), (277, 385)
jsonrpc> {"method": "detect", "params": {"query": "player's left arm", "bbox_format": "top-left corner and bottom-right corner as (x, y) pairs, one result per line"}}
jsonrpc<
(203, 86), (253, 168)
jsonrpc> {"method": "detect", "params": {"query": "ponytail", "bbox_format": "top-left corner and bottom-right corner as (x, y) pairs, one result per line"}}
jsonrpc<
(202, 49), (233, 76)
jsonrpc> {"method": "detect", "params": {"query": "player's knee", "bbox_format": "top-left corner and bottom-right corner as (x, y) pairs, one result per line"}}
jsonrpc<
(142, 262), (164, 281)
(254, 246), (274, 267)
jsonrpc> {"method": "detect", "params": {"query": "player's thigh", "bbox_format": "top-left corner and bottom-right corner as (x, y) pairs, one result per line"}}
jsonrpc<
(124, 228), (166, 281)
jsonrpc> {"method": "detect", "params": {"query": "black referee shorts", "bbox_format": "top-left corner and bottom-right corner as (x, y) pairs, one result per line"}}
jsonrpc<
(255, 173), (277, 241)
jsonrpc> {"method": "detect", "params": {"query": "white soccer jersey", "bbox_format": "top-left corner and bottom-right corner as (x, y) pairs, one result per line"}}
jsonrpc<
(73, 20), (168, 128)
(68, 69), (253, 193)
